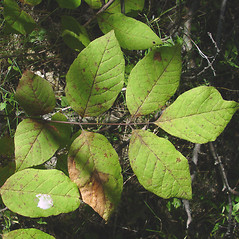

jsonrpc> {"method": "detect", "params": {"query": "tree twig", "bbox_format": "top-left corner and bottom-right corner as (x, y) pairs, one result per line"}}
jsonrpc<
(209, 142), (239, 238)
(209, 142), (239, 196)
(182, 143), (201, 230)
(84, 0), (116, 27)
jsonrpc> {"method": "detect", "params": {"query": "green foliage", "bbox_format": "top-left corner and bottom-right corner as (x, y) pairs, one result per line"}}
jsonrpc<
(98, 13), (162, 50)
(0, 1), (238, 238)
(84, 0), (102, 9)
(15, 70), (56, 116)
(55, 0), (81, 9)
(126, 45), (182, 116)
(154, 86), (239, 143)
(3, 0), (36, 34)
(61, 16), (90, 51)
(14, 116), (71, 171)
(0, 169), (80, 217)
(2, 228), (55, 238)
(106, 0), (145, 14)
(21, 0), (42, 6)
(129, 130), (192, 199)
(65, 31), (125, 117)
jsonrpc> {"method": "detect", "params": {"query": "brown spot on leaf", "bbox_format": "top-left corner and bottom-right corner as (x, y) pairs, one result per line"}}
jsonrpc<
(68, 157), (81, 183)
(83, 68), (85, 72)
(154, 52), (162, 62)
(95, 87), (100, 92)
(80, 171), (110, 220)
(176, 158), (181, 163)
(104, 153), (108, 158)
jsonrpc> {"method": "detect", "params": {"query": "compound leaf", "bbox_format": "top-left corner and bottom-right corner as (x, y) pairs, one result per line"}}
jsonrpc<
(3, 0), (36, 34)
(65, 30), (124, 117)
(98, 13), (162, 50)
(154, 86), (239, 143)
(2, 228), (55, 239)
(128, 130), (192, 199)
(68, 131), (123, 220)
(0, 169), (80, 217)
(15, 118), (64, 171)
(126, 46), (182, 116)
(15, 70), (56, 116)
(55, 0), (81, 9)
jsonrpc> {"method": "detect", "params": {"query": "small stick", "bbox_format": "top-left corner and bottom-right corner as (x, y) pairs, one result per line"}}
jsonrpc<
(84, 0), (116, 27)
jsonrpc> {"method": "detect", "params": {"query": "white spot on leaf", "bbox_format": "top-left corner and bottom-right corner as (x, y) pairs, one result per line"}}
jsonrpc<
(36, 194), (53, 209)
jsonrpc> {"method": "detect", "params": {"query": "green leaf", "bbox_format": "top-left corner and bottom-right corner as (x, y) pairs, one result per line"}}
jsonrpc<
(154, 86), (239, 143)
(0, 169), (80, 217)
(55, 0), (81, 9)
(3, 0), (36, 35)
(84, 0), (102, 9)
(128, 130), (192, 199)
(0, 135), (15, 187)
(97, 13), (162, 50)
(126, 46), (182, 116)
(68, 131), (123, 220)
(15, 70), (56, 116)
(65, 30), (125, 117)
(50, 112), (72, 147)
(106, 0), (145, 14)
(20, 0), (42, 6)
(61, 16), (90, 51)
(62, 30), (86, 51)
(15, 119), (60, 171)
(56, 154), (69, 176)
(2, 228), (55, 238)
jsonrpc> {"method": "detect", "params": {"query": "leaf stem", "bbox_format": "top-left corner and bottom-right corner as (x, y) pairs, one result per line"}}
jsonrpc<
(42, 119), (154, 126)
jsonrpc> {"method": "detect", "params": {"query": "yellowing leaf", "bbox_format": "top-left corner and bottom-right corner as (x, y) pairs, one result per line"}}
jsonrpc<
(68, 131), (123, 220)
(154, 86), (239, 143)
(129, 130), (192, 199)
(98, 13), (162, 50)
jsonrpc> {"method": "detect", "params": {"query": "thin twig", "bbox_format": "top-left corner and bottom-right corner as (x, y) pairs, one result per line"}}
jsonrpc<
(182, 143), (201, 229)
(10, 115), (154, 127)
(209, 142), (239, 238)
(42, 119), (154, 126)
(182, 199), (192, 229)
(191, 143), (201, 182)
(209, 142), (239, 196)
(84, 0), (116, 27)
(0, 207), (8, 213)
